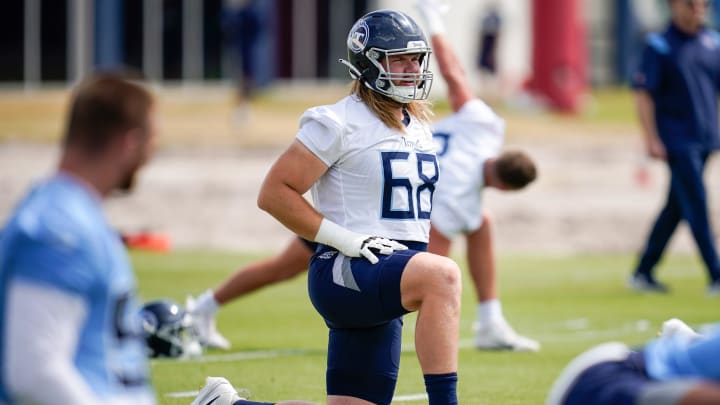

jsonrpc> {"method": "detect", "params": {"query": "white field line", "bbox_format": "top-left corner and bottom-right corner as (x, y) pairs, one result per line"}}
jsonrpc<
(536, 319), (653, 343)
(164, 390), (199, 398)
(164, 388), (251, 398)
(154, 320), (648, 364)
(393, 393), (429, 402)
(404, 319), (651, 351)
(151, 348), (307, 364)
(162, 320), (651, 401)
(165, 389), (427, 402)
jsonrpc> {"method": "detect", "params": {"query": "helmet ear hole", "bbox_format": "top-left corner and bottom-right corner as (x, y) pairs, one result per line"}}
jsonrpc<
(360, 68), (372, 83)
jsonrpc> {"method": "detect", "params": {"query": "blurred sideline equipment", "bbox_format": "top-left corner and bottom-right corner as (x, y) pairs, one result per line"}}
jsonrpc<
(121, 230), (172, 252)
(524, 0), (588, 112)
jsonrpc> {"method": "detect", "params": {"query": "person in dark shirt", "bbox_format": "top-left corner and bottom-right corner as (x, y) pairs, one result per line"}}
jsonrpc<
(629, 0), (720, 295)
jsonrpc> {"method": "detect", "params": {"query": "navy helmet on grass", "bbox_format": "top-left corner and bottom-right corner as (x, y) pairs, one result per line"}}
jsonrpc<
(140, 299), (202, 358)
(339, 9), (434, 103)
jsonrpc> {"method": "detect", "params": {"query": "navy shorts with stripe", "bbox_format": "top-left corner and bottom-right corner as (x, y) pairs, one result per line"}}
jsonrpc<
(308, 242), (426, 405)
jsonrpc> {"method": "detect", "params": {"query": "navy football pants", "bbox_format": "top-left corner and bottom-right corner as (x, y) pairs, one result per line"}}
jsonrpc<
(308, 244), (424, 405)
(636, 149), (720, 282)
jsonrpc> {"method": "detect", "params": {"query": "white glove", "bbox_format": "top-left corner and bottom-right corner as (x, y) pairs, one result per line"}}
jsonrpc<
(315, 219), (408, 264)
(359, 236), (409, 264)
(659, 318), (701, 341)
(415, 0), (449, 36)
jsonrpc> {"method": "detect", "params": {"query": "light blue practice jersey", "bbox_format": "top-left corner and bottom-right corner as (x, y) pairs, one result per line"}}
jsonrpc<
(644, 323), (720, 381)
(0, 173), (152, 402)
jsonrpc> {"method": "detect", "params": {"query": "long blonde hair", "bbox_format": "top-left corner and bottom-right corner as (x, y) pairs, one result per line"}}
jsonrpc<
(352, 81), (433, 131)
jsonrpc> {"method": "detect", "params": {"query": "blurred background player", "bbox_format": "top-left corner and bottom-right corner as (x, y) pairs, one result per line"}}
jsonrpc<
(188, 0), (539, 353)
(546, 318), (720, 405)
(629, 0), (720, 295)
(256, 9), (461, 405)
(416, 0), (539, 352)
(186, 237), (314, 349)
(0, 73), (157, 404)
(222, 0), (265, 124)
(476, 2), (503, 100)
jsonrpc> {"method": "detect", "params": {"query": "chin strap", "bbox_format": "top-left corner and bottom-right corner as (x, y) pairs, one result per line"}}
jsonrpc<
(338, 58), (363, 81)
(338, 58), (377, 93)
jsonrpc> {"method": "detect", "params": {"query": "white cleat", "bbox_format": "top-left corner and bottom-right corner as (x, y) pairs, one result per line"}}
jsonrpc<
(474, 319), (541, 352)
(186, 296), (231, 350)
(190, 376), (243, 405)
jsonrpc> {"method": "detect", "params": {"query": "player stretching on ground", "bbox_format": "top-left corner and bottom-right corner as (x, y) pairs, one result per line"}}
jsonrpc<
(547, 318), (720, 404)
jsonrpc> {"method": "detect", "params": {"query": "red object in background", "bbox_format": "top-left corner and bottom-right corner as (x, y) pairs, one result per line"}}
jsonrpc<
(121, 231), (172, 253)
(525, 0), (588, 113)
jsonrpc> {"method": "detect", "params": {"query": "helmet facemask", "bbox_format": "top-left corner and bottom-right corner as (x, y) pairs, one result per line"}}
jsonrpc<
(366, 46), (433, 103)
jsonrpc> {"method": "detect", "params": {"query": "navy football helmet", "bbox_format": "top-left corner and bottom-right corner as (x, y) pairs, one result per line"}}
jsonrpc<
(339, 9), (433, 103)
(139, 299), (201, 358)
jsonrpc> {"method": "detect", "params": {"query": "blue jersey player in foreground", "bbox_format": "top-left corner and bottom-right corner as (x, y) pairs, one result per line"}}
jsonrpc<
(547, 318), (720, 404)
(629, 0), (720, 295)
(191, 9), (461, 405)
(0, 74), (157, 404)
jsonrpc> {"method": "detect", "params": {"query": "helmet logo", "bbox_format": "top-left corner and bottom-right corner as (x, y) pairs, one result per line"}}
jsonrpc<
(348, 20), (369, 53)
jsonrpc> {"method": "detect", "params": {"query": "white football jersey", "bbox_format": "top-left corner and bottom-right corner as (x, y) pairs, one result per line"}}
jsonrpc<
(297, 95), (438, 243)
(430, 99), (505, 237)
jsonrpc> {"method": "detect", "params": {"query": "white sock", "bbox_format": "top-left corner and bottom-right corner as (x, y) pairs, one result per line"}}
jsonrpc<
(477, 299), (503, 326)
(193, 289), (220, 315)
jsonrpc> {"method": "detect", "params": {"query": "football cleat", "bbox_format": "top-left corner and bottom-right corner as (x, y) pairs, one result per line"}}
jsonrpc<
(186, 295), (231, 350)
(474, 319), (540, 352)
(545, 342), (630, 405)
(190, 376), (243, 405)
(707, 279), (720, 296)
(627, 273), (669, 293)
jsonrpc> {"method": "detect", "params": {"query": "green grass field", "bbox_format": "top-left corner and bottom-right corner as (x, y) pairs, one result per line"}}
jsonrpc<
(134, 249), (718, 405)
